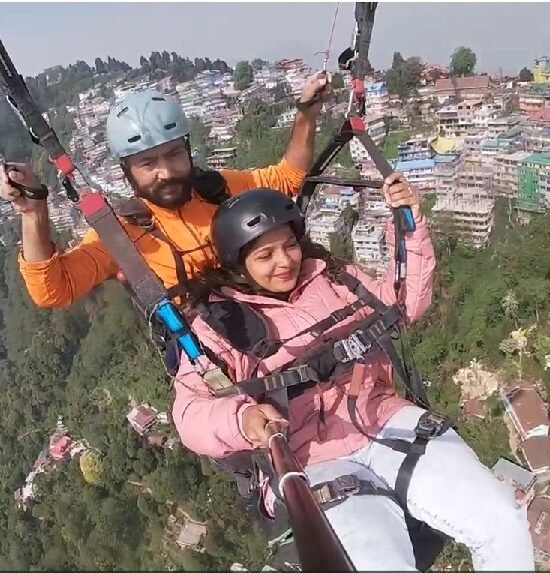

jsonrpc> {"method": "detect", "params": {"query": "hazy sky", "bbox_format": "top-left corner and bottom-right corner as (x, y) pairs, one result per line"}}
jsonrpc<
(0, 2), (547, 77)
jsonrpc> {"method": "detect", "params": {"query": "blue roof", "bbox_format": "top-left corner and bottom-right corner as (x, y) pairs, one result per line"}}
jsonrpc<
(395, 159), (435, 171)
(434, 153), (459, 164)
(366, 81), (387, 93)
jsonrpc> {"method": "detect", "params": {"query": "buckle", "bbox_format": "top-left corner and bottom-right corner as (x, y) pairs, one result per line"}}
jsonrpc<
(332, 474), (360, 499)
(415, 412), (448, 440)
(333, 330), (371, 363)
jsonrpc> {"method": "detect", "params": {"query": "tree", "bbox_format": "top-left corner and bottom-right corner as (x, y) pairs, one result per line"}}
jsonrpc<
(94, 58), (106, 75)
(384, 54), (423, 100)
(332, 72), (344, 90)
(233, 61), (254, 91)
(519, 67), (534, 82)
(392, 51), (405, 69)
(449, 46), (477, 77)
(80, 450), (106, 486)
(251, 58), (267, 71)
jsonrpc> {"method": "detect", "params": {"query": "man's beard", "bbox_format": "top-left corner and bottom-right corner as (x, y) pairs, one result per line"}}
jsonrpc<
(138, 176), (193, 209)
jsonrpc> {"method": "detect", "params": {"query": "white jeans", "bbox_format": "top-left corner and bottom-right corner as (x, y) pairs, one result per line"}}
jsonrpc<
(305, 405), (535, 571)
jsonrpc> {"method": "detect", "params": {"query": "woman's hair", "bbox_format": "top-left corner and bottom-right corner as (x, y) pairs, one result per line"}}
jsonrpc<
(186, 235), (348, 307)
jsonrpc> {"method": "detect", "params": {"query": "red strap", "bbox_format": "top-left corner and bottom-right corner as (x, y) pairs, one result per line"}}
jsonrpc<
(348, 116), (365, 132)
(50, 154), (75, 176)
(352, 78), (364, 95)
(78, 190), (106, 217)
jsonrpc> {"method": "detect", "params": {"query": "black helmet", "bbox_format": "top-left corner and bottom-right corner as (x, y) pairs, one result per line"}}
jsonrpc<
(211, 188), (305, 268)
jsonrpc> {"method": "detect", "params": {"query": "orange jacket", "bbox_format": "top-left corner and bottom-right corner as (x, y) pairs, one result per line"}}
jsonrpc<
(19, 159), (306, 308)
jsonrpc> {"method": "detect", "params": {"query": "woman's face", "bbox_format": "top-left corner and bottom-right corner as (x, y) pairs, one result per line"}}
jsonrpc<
(243, 224), (303, 294)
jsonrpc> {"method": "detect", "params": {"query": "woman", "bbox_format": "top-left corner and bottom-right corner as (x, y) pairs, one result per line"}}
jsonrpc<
(172, 174), (534, 571)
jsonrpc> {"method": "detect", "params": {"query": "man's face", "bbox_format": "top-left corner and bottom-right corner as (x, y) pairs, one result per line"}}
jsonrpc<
(124, 139), (193, 208)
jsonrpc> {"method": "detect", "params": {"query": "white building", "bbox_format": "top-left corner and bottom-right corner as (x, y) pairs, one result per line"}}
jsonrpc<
(352, 222), (386, 266)
(349, 114), (386, 165)
(432, 194), (495, 248)
(493, 151), (531, 197)
(394, 158), (435, 194)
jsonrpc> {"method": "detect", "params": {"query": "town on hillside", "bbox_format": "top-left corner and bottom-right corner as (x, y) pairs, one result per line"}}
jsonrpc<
(2, 41), (550, 569)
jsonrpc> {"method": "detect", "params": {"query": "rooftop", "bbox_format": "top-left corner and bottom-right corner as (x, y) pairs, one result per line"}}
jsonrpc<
(505, 386), (549, 433)
(434, 75), (490, 93)
(433, 196), (494, 215)
(395, 158), (435, 171)
(527, 496), (550, 558)
(494, 151), (531, 162)
(491, 457), (536, 491)
(521, 436), (550, 472)
(522, 153), (550, 167)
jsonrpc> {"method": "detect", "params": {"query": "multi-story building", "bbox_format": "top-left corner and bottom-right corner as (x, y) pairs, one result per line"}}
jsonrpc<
(479, 139), (514, 168)
(524, 108), (550, 153)
(437, 99), (483, 140)
(394, 158), (435, 194)
(307, 209), (351, 250)
(352, 222), (386, 266)
(519, 84), (550, 115)
(533, 56), (550, 84)
(275, 108), (297, 129)
(517, 153), (550, 212)
(206, 147), (237, 169)
(493, 151), (531, 197)
(365, 81), (389, 116)
(487, 115), (521, 139)
(397, 136), (434, 162)
(306, 187), (357, 250)
(434, 153), (462, 198)
(457, 161), (493, 199)
(432, 75), (491, 104)
(432, 194), (495, 248)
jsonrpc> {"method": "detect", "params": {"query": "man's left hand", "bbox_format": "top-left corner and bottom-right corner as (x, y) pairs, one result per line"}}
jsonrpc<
(297, 71), (331, 118)
(382, 172), (422, 220)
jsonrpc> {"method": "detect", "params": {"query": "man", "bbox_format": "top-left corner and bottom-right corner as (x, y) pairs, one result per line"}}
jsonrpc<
(0, 72), (328, 308)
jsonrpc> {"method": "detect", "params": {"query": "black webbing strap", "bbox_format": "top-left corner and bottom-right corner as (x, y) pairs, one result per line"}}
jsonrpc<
(394, 412), (451, 506)
(312, 473), (398, 511)
(305, 175), (383, 189)
(216, 363), (319, 398)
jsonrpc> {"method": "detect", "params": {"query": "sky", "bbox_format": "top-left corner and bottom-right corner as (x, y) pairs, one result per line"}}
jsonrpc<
(0, 2), (548, 78)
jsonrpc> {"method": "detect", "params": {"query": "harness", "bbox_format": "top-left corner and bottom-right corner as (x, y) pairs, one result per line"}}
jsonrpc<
(115, 167), (230, 299)
(197, 267), (450, 570)
(0, 38), (221, 381)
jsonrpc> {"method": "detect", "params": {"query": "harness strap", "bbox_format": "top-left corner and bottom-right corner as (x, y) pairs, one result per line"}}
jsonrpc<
(312, 411), (451, 513)
(214, 305), (402, 399)
(312, 473), (397, 511)
(394, 412), (451, 506)
(216, 363), (320, 398)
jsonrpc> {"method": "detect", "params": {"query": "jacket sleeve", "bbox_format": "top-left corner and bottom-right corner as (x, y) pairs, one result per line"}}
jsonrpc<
(18, 228), (119, 308)
(346, 214), (436, 324)
(220, 158), (307, 198)
(172, 320), (257, 458)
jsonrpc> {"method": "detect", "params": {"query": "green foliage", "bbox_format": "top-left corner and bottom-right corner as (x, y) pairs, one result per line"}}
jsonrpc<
(449, 46), (477, 77)
(0, 49), (230, 167)
(411, 201), (550, 465)
(384, 52), (424, 100)
(251, 58), (268, 71)
(233, 61), (254, 91)
(0, 243), (267, 570)
(519, 67), (534, 83)
(332, 72), (345, 90)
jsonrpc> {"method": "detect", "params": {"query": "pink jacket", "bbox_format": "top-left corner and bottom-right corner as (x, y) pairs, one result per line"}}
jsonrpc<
(173, 216), (435, 468)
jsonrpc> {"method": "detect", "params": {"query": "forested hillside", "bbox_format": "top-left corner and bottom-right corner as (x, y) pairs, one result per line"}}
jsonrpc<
(0, 220), (269, 570)
(0, 50), (548, 571)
